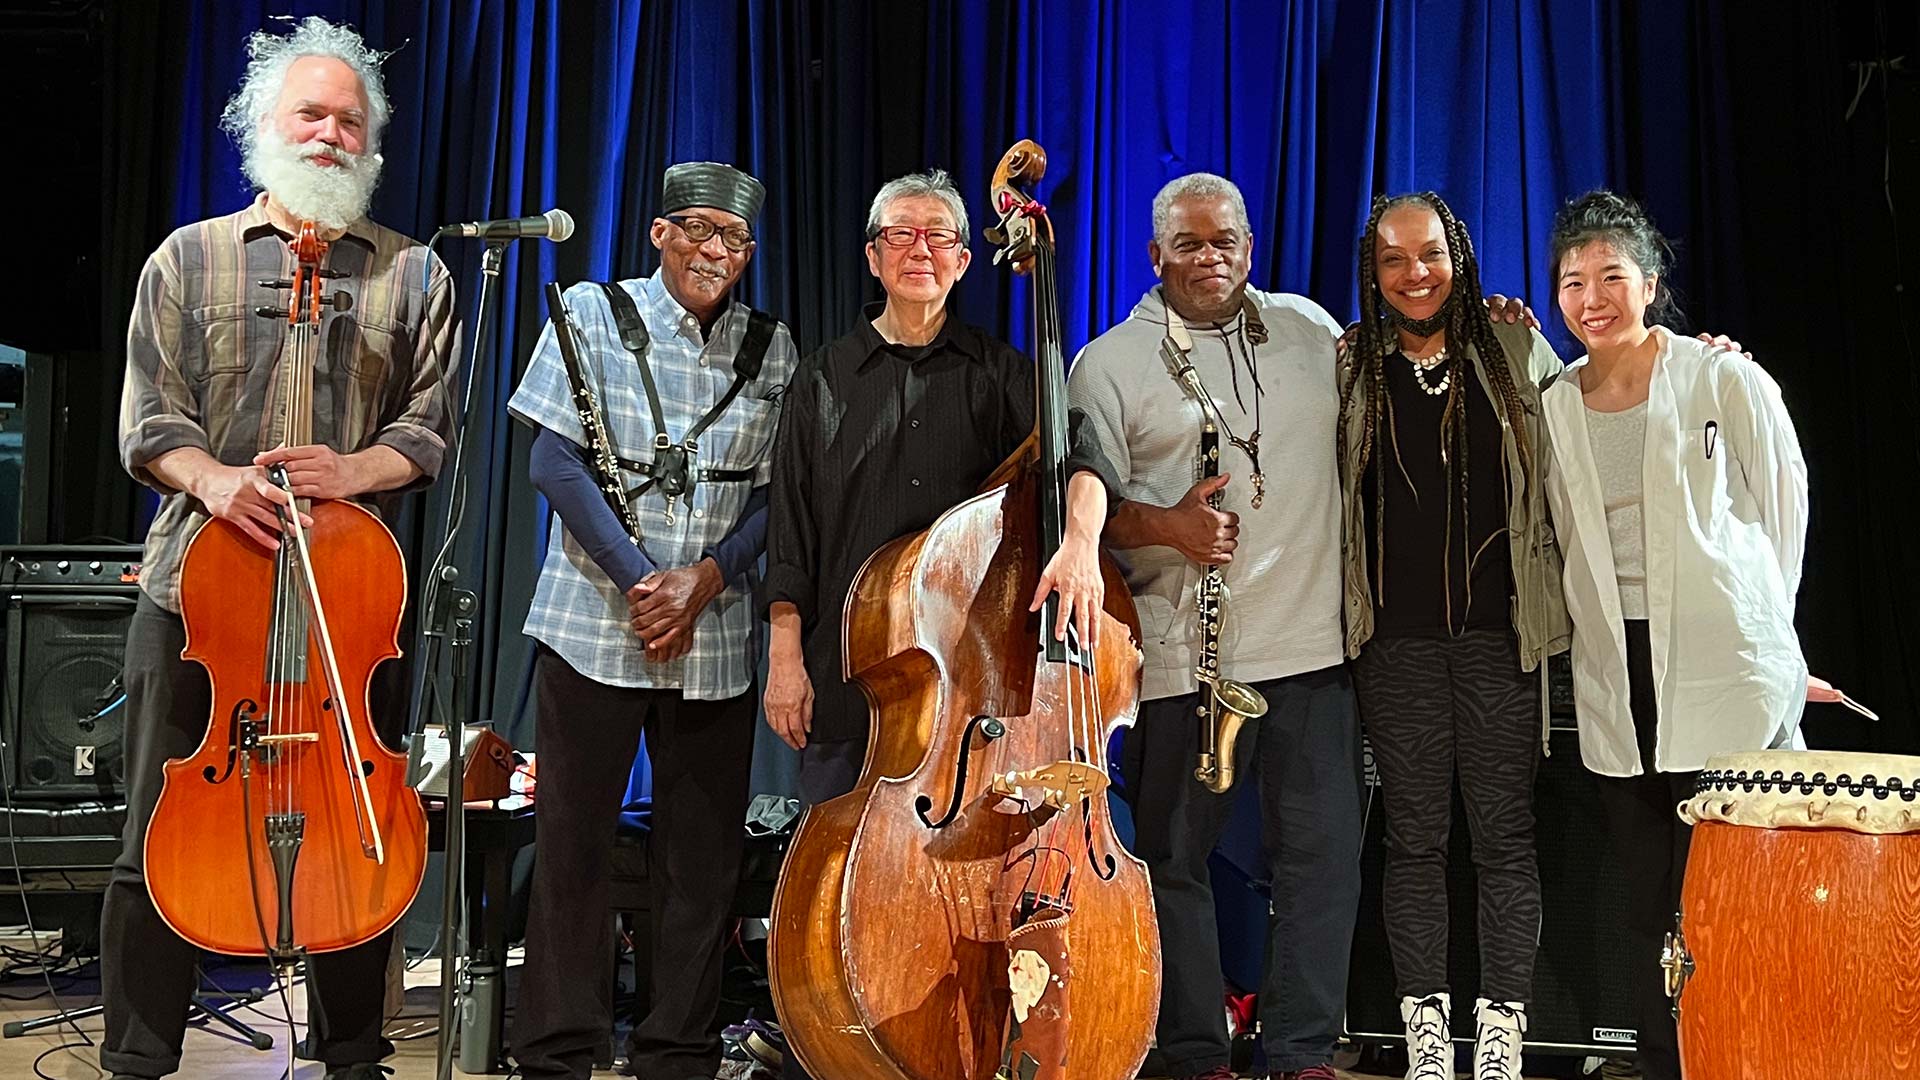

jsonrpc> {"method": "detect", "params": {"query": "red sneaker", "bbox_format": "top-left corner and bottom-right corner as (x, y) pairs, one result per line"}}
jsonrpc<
(1273, 1066), (1339, 1080)
(1178, 1068), (1238, 1080)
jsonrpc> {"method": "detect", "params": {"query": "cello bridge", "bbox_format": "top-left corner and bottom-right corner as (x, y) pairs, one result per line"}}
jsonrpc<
(257, 733), (321, 746)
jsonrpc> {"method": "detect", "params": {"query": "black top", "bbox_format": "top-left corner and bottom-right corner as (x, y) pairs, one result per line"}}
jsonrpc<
(763, 302), (1116, 742)
(1362, 352), (1514, 638)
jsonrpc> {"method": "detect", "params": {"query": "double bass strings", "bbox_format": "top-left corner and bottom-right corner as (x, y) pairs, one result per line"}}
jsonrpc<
(1028, 236), (1111, 902)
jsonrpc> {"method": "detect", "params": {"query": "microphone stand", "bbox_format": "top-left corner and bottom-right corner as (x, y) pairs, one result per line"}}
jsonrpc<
(410, 238), (507, 1080)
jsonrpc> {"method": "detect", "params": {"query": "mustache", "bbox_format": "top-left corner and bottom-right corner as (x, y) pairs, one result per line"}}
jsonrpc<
(297, 142), (358, 169)
(688, 260), (731, 278)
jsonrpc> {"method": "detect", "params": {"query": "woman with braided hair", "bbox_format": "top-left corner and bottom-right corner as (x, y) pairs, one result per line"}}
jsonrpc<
(1541, 191), (1807, 1080)
(1336, 192), (1571, 1080)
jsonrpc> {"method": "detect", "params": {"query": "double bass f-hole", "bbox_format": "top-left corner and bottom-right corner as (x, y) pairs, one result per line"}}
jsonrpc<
(916, 714), (1009, 829)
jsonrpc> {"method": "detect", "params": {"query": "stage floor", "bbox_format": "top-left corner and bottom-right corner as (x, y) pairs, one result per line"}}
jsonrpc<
(0, 930), (1561, 1079)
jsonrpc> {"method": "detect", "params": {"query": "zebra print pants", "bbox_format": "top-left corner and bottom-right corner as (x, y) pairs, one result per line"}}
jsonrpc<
(1353, 627), (1543, 1005)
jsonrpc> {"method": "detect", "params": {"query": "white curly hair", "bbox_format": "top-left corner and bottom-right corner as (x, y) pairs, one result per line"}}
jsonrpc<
(219, 16), (392, 177)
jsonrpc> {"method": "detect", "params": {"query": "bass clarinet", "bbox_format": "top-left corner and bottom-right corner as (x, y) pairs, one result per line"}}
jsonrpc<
(1166, 355), (1269, 794)
(546, 282), (642, 541)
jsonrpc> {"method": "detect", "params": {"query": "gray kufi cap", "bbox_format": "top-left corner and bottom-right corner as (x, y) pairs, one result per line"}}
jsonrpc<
(661, 162), (766, 223)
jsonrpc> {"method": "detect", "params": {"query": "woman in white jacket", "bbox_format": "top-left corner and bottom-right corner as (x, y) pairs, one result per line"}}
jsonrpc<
(1541, 191), (1808, 1080)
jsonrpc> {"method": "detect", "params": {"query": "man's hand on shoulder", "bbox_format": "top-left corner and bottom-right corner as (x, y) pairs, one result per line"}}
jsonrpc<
(1483, 295), (1540, 329)
(1695, 331), (1752, 359)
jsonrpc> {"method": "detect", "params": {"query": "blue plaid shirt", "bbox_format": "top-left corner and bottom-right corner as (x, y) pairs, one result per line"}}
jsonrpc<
(508, 275), (795, 697)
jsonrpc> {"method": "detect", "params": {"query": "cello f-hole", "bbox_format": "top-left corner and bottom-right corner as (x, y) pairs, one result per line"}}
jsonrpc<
(206, 700), (261, 785)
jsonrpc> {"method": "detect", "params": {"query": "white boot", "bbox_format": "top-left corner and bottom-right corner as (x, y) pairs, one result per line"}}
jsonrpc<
(1399, 992), (1452, 1080)
(1472, 998), (1527, 1080)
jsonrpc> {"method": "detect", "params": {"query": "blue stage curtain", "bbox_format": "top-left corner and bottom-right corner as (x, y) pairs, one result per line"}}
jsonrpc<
(137, 0), (1679, 913)
(145, 0), (1653, 755)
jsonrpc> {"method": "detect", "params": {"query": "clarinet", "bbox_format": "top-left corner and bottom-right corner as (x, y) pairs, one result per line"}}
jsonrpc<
(545, 282), (642, 541)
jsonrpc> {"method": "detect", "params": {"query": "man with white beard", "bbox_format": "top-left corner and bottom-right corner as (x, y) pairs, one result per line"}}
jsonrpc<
(107, 17), (452, 1080)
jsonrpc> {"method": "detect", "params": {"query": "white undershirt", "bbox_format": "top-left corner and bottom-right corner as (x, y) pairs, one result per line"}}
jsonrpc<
(1583, 399), (1649, 619)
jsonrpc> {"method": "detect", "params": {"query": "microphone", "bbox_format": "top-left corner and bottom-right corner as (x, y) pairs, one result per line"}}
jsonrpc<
(437, 208), (575, 242)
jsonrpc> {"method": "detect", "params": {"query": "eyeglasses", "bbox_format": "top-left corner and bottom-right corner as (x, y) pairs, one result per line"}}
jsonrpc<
(868, 225), (965, 250)
(663, 214), (755, 252)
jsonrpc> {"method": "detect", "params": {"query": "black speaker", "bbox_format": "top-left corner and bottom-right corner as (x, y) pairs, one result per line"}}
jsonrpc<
(2, 545), (141, 803)
(1345, 722), (1641, 1056)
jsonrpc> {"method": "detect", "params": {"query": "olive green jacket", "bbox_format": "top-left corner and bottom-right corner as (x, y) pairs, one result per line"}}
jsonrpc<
(1338, 321), (1572, 675)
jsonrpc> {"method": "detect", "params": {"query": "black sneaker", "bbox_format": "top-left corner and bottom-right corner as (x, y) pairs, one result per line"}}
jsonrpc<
(323, 1066), (395, 1080)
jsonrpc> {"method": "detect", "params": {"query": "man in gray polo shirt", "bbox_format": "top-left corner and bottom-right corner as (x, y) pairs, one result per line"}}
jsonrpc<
(1067, 172), (1359, 1080)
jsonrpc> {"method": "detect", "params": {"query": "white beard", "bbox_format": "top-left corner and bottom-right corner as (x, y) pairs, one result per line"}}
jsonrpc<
(247, 131), (382, 231)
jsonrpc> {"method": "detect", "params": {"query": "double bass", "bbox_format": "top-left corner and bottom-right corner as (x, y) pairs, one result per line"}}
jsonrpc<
(143, 222), (427, 963)
(769, 141), (1161, 1079)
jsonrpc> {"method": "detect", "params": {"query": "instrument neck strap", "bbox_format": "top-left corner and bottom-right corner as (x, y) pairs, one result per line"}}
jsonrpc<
(1160, 293), (1268, 508)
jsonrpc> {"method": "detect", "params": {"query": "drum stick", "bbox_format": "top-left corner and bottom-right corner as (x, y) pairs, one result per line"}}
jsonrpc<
(1807, 674), (1880, 722)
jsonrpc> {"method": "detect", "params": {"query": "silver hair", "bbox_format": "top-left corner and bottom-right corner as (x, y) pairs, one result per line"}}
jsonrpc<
(1151, 172), (1252, 243)
(220, 17), (392, 173)
(866, 169), (970, 245)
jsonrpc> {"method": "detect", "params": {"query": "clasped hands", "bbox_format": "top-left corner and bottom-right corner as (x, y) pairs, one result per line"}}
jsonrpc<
(626, 558), (725, 663)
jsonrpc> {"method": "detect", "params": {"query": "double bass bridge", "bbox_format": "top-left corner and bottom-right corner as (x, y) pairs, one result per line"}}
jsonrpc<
(986, 760), (1108, 816)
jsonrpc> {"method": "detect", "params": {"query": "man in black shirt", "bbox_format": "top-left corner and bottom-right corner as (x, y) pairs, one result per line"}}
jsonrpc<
(761, 167), (1116, 805)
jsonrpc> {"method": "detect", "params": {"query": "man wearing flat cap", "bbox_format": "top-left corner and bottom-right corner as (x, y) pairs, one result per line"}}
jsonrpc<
(509, 161), (796, 1080)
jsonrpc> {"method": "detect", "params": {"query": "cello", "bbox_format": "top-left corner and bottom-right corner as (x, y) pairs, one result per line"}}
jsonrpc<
(143, 221), (427, 963)
(768, 141), (1161, 1080)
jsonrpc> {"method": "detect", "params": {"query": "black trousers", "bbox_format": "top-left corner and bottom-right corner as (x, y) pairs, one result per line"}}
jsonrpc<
(1352, 628), (1543, 1005)
(1121, 664), (1364, 1075)
(1591, 620), (1695, 1080)
(99, 594), (395, 1079)
(511, 646), (756, 1080)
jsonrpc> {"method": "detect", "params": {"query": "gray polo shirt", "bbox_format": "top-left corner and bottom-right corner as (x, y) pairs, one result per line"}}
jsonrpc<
(1068, 285), (1345, 702)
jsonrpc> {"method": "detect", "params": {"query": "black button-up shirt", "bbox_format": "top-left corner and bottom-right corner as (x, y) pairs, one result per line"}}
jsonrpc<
(763, 303), (1114, 742)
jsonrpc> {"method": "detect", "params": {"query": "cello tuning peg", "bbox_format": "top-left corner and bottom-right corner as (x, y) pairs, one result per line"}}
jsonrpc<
(257, 278), (293, 290)
(983, 223), (1008, 246)
(325, 290), (354, 313)
(255, 305), (289, 319)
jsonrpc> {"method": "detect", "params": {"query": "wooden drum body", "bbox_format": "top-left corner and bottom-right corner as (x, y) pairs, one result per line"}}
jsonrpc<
(1669, 751), (1920, 1080)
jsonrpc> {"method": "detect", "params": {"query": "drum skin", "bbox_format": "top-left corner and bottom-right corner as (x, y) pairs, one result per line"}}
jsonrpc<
(1675, 821), (1920, 1079)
